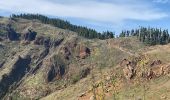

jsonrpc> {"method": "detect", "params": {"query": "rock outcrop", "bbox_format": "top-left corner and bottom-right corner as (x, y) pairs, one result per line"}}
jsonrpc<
(79, 46), (91, 59)
(60, 41), (91, 60)
(120, 58), (170, 80)
(120, 59), (136, 80)
(80, 67), (90, 78)
(60, 38), (78, 60)
(22, 30), (37, 41)
(34, 36), (64, 48)
(6, 26), (19, 41)
(150, 60), (162, 67)
(60, 47), (71, 60)
(34, 36), (46, 45)
(0, 55), (31, 98)
(147, 61), (170, 78)
(45, 55), (66, 82)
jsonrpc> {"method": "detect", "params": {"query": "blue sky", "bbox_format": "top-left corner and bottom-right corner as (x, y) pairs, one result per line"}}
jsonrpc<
(0, 0), (170, 34)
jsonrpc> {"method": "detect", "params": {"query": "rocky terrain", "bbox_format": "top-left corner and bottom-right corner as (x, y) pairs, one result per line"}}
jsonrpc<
(0, 17), (170, 100)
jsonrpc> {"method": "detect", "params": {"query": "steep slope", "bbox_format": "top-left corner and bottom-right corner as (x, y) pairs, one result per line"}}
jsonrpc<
(0, 17), (132, 99)
(0, 17), (83, 99)
(0, 17), (170, 100)
(42, 38), (170, 100)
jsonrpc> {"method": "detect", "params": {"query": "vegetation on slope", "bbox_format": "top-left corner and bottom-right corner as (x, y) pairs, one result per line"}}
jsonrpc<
(11, 14), (115, 39)
(0, 15), (170, 100)
(119, 27), (169, 45)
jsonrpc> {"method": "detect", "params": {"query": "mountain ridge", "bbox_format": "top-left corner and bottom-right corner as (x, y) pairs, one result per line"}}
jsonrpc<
(0, 16), (170, 100)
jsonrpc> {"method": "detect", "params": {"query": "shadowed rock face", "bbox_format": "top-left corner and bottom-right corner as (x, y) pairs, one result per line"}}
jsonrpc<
(22, 30), (37, 41)
(34, 36), (45, 45)
(44, 37), (51, 48)
(0, 61), (5, 69)
(37, 48), (49, 63)
(46, 56), (66, 82)
(120, 59), (136, 80)
(61, 47), (71, 60)
(47, 65), (65, 82)
(4, 24), (18, 41)
(60, 38), (78, 60)
(51, 38), (64, 47)
(0, 37), (3, 41)
(80, 67), (90, 78)
(34, 36), (64, 48)
(6, 27), (19, 41)
(0, 56), (31, 98)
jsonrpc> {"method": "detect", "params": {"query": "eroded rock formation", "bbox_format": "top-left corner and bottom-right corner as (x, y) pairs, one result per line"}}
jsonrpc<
(34, 36), (64, 48)
(6, 26), (19, 41)
(45, 55), (66, 82)
(22, 29), (37, 41)
(120, 59), (136, 80)
(0, 55), (31, 98)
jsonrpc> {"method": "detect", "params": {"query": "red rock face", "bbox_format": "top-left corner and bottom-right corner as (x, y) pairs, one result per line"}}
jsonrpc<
(120, 58), (170, 80)
(120, 59), (135, 80)
(79, 46), (90, 59)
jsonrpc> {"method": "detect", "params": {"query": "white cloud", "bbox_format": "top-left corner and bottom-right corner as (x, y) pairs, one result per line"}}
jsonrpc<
(0, 0), (168, 24)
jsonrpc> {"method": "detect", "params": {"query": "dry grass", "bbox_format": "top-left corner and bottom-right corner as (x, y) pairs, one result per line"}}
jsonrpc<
(1, 18), (170, 100)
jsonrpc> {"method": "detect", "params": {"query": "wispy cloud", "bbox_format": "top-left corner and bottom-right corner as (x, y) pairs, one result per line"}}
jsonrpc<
(0, 0), (168, 24)
(153, 0), (169, 3)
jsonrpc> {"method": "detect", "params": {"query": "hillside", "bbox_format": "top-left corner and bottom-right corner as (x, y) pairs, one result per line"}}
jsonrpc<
(0, 16), (170, 100)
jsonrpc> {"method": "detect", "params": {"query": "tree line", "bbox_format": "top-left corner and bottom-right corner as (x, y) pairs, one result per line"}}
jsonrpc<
(9, 14), (170, 45)
(11, 14), (115, 39)
(119, 27), (170, 45)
